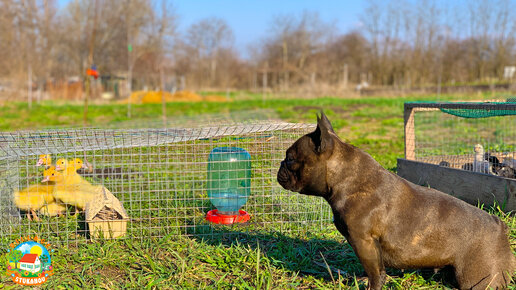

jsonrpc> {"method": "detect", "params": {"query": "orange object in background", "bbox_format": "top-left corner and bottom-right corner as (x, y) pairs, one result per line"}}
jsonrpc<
(86, 68), (99, 79)
(122, 90), (225, 104)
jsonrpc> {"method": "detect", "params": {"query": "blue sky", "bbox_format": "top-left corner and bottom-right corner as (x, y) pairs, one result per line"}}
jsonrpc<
(57, 0), (364, 56)
(173, 1), (363, 51)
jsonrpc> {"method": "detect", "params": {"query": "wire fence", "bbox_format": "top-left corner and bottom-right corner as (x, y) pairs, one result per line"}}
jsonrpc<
(404, 101), (516, 175)
(0, 121), (333, 246)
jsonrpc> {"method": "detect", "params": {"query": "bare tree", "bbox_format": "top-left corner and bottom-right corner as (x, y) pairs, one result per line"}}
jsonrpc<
(255, 11), (333, 91)
(185, 17), (234, 88)
(2, 0), (516, 99)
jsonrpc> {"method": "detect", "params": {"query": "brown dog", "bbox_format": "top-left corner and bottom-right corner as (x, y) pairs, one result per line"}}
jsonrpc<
(277, 113), (515, 289)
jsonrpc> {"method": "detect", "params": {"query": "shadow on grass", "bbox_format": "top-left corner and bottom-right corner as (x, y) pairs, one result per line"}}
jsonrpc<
(186, 224), (458, 288)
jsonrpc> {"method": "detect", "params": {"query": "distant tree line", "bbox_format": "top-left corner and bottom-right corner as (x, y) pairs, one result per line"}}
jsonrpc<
(0, 0), (514, 97)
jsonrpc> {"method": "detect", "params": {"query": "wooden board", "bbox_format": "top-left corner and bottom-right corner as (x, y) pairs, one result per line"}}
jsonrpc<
(397, 158), (516, 212)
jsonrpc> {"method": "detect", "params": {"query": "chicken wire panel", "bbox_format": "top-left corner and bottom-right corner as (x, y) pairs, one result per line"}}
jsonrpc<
(22, 109), (282, 132)
(106, 109), (282, 129)
(406, 102), (516, 174)
(0, 123), (332, 246)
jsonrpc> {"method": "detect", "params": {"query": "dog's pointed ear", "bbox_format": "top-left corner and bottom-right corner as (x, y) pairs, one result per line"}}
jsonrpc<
(319, 111), (335, 133)
(311, 111), (335, 154)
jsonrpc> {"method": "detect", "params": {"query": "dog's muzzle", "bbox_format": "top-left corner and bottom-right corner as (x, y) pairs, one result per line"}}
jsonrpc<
(277, 161), (292, 189)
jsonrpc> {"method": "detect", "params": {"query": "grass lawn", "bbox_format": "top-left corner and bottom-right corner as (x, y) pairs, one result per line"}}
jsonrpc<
(0, 92), (514, 289)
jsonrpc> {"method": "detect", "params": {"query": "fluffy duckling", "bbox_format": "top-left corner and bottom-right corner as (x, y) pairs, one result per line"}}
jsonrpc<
(503, 156), (516, 169)
(484, 152), (502, 174)
(497, 165), (516, 179)
(55, 158), (68, 172)
(38, 202), (67, 217)
(438, 161), (450, 167)
(14, 166), (57, 221)
(473, 144), (493, 174)
(67, 158), (86, 170)
(56, 158), (90, 186)
(36, 154), (52, 168)
(48, 164), (97, 211)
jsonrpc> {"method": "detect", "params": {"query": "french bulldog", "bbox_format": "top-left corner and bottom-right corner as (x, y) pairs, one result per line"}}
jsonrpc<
(277, 112), (515, 289)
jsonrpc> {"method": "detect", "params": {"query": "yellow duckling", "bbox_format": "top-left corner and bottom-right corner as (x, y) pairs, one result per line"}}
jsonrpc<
(14, 166), (57, 221)
(71, 158), (86, 170)
(48, 163), (97, 211)
(55, 158), (68, 172)
(38, 202), (67, 217)
(56, 158), (90, 185)
(36, 154), (52, 168)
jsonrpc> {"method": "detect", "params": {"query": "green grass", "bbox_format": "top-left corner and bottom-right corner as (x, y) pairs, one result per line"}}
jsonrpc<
(0, 92), (514, 289)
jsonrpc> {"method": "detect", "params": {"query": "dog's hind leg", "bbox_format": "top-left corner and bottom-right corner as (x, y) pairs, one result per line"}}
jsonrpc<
(453, 247), (504, 290)
(349, 237), (386, 290)
(456, 222), (516, 289)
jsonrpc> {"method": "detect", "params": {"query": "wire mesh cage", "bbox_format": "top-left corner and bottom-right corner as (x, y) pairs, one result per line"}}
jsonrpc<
(398, 101), (516, 211)
(0, 122), (332, 246)
(404, 101), (516, 173)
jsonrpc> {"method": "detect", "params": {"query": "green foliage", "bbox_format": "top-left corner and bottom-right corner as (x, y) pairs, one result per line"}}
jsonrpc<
(8, 250), (23, 269)
(39, 254), (49, 264)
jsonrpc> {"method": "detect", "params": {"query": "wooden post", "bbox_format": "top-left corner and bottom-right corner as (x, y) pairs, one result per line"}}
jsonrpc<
(84, 0), (99, 127)
(84, 74), (90, 125)
(262, 62), (268, 103)
(342, 64), (348, 88)
(253, 71), (257, 93)
(27, 64), (32, 110)
(127, 71), (132, 118)
(282, 40), (288, 91)
(127, 1), (132, 119)
(404, 104), (415, 160)
(37, 87), (41, 103)
(160, 66), (166, 127)
(180, 76), (185, 90)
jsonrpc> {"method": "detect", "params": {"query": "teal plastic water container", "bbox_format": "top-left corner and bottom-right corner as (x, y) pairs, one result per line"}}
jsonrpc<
(207, 147), (251, 215)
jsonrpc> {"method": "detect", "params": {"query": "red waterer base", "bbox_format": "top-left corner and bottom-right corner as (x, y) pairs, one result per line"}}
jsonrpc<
(205, 209), (250, 224)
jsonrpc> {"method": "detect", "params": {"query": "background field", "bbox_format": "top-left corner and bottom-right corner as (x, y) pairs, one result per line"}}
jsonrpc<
(0, 92), (514, 289)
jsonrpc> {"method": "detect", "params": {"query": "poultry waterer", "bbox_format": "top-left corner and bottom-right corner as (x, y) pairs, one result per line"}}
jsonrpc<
(206, 147), (251, 224)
